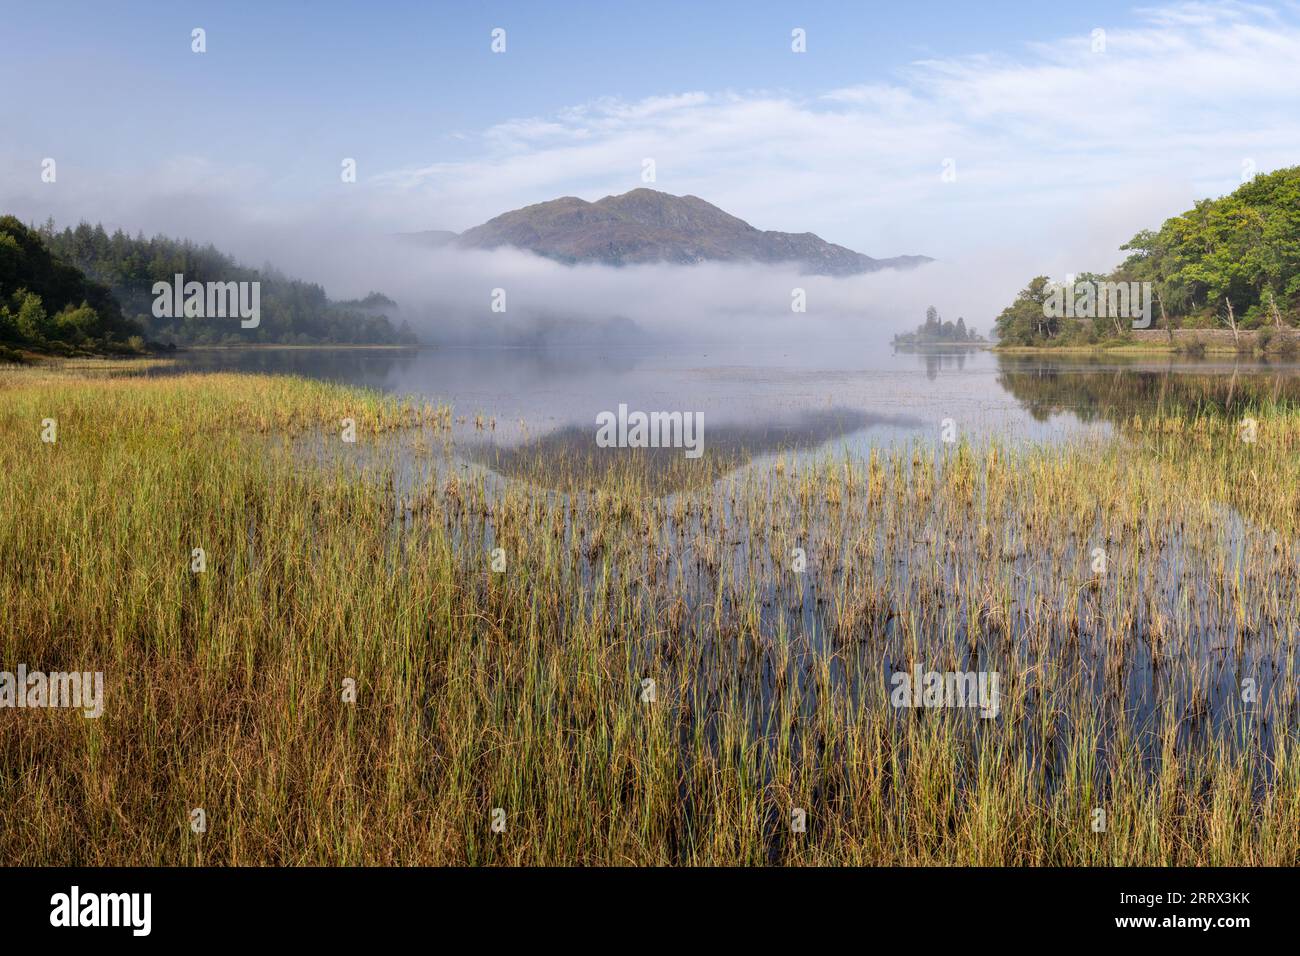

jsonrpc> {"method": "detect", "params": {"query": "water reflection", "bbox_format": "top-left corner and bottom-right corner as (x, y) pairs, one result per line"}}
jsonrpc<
(155, 343), (1298, 789)
(912, 348), (973, 379)
(157, 344), (1300, 479)
(994, 354), (1300, 423)
(466, 407), (925, 495)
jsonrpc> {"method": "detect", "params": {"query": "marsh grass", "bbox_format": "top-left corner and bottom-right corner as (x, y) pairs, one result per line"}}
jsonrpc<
(0, 368), (1296, 865)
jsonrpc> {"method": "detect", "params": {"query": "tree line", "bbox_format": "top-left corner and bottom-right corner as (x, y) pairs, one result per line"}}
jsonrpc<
(0, 216), (146, 357)
(995, 166), (1300, 347)
(1, 215), (418, 357)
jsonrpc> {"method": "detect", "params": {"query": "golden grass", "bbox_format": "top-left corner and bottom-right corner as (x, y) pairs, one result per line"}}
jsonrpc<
(0, 368), (1295, 865)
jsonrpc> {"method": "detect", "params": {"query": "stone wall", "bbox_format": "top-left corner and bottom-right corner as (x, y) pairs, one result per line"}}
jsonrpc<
(1128, 328), (1300, 347)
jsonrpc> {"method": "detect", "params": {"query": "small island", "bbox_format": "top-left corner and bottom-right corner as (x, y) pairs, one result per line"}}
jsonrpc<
(892, 306), (988, 351)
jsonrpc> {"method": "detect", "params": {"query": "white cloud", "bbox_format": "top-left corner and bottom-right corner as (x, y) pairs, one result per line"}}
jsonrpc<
(4, 1), (1297, 335)
(365, 1), (1300, 271)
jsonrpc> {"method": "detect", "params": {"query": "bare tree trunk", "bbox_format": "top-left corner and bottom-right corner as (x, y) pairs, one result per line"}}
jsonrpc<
(1267, 288), (1284, 330)
(1156, 287), (1172, 344)
(1224, 297), (1240, 348)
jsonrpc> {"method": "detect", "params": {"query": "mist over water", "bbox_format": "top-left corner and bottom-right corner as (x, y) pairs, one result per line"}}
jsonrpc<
(246, 236), (1020, 348)
(0, 170), (1028, 346)
(166, 343), (1300, 471)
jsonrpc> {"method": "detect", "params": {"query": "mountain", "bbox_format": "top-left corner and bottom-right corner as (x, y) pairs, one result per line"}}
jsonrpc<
(450, 189), (931, 275)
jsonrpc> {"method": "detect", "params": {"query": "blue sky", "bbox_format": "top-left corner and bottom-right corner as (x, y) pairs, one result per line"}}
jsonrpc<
(4, 0), (1141, 176)
(3, 0), (1299, 306)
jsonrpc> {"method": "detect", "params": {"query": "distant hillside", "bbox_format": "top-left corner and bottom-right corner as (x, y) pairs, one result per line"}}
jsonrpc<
(40, 222), (417, 347)
(336, 291), (399, 312)
(0, 216), (146, 357)
(450, 188), (931, 276)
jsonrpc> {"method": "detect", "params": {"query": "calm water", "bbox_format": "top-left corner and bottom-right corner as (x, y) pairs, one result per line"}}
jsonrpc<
(157, 344), (1300, 470)
(152, 344), (1299, 777)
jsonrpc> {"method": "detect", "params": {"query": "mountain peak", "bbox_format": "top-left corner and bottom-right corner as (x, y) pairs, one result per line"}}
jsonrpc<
(454, 190), (931, 275)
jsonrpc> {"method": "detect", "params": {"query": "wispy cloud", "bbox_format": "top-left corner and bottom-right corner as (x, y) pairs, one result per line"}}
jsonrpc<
(370, 1), (1300, 272)
(3, 1), (1296, 327)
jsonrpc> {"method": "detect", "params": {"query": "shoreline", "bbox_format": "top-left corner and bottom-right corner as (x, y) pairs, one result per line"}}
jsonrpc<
(891, 342), (992, 353)
(994, 344), (1295, 355)
(182, 343), (421, 351)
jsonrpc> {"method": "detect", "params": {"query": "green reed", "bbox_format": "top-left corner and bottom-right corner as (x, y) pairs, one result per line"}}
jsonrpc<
(0, 368), (1295, 865)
